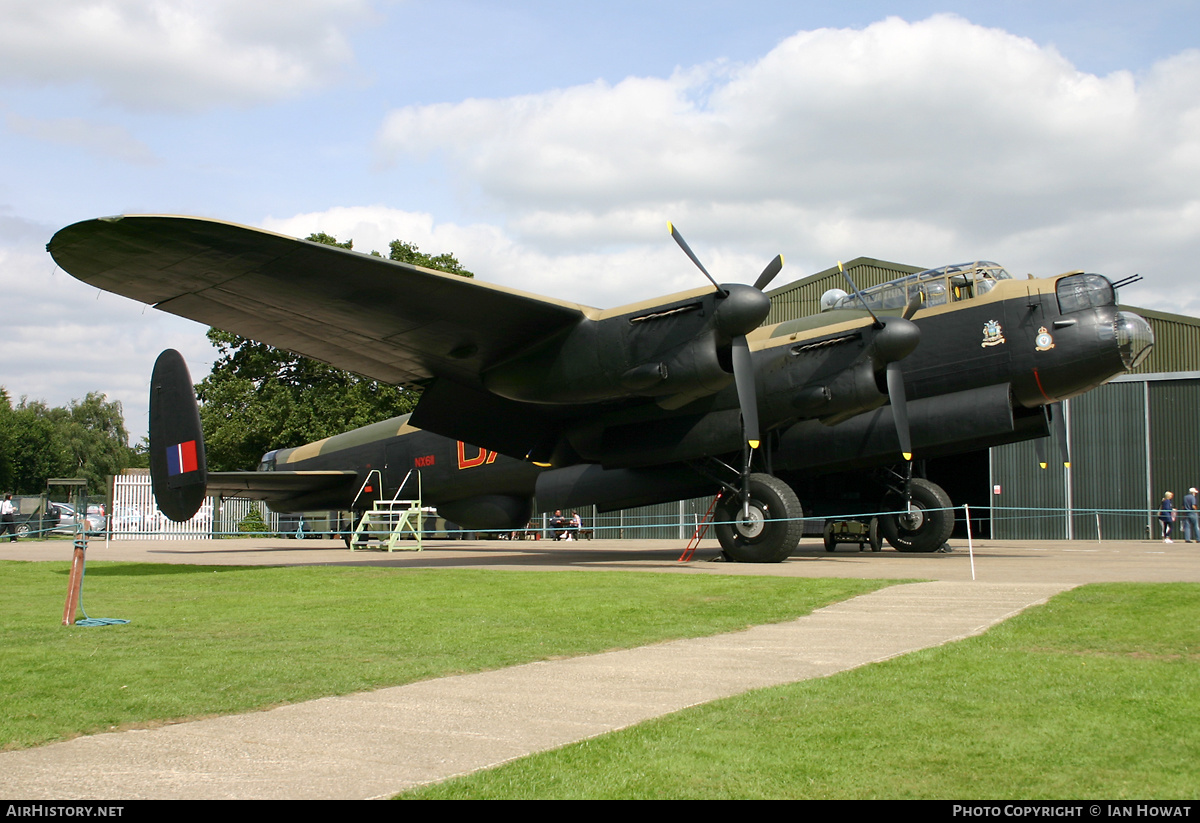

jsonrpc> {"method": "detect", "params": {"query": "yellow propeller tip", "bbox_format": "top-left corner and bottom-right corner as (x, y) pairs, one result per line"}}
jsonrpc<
(748, 440), (761, 449)
(902, 453), (912, 461)
(1063, 462), (1071, 468)
(1039, 462), (1048, 469)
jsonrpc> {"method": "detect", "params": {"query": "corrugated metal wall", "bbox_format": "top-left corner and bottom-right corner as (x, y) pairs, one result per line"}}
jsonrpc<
(991, 376), (1200, 540)
(537, 497), (717, 540)
(1149, 378), (1200, 518)
(1123, 307), (1200, 375)
(1069, 381), (1151, 540)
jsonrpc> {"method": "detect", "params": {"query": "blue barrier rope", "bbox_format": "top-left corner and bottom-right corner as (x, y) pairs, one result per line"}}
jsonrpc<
(89, 504), (1170, 540)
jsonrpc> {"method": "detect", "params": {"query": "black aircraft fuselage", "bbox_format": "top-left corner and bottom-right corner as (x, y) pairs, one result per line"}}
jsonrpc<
(244, 266), (1151, 537)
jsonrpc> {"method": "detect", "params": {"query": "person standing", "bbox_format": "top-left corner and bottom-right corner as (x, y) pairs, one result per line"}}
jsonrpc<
(1184, 488), (1200, 543)
(1159, 491), (1176, 543)
(0, 494), (16, 542)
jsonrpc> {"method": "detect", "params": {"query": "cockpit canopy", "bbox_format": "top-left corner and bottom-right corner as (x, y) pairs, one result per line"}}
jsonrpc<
(821, 261), (1013, 313)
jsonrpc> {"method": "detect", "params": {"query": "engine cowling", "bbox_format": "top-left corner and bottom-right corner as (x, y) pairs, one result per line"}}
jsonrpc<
(436, 494), (533, 532)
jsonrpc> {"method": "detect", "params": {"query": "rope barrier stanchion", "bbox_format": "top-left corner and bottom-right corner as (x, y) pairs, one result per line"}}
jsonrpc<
(60, 529), (130, 628)
(964, 503), (975, 581)
(62, 533), (86, 626)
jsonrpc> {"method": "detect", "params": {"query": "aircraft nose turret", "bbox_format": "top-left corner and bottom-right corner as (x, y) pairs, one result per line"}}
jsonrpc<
(1115, 311), (1154, 370)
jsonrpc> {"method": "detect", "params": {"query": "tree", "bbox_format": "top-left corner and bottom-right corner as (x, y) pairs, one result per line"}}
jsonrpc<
(195, 232), (472, 471)
(0, 390), (135, 495)
(61, 392), (136, 492)
(0, 389), (14, 491)
(387, 240), (473, 278)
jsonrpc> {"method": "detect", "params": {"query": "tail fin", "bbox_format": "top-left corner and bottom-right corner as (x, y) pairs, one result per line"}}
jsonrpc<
(148, 349), (208, 522)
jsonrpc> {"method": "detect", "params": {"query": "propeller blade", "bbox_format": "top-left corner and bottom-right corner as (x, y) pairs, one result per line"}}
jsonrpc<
(1049, 402), (1070, 467)
(1034, 436), (1049, 469)
(753, 254), (784, 291)
(668, 222), (723, 293)
(902, 292), (923, 320)
(839, 261), (883, 328)
(885, 361), (912, 461)
(732, 335), (760, 448)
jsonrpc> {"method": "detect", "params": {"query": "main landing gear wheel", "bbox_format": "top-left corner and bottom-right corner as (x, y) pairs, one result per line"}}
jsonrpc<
(879, 477), (954, 553)
(714, 473), (804, 563)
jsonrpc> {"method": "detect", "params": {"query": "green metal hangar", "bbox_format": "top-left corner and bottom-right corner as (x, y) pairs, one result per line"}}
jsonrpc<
(765, 258), (1200, 540)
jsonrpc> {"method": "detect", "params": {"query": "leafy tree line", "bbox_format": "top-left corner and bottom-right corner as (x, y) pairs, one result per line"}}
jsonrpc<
(197, 233), (474, 471)
(0, 388), (142, 495)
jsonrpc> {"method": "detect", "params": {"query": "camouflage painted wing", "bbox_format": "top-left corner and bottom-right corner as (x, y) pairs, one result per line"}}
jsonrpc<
(205, 471), (361, 513)
(49, 215), (591, 389)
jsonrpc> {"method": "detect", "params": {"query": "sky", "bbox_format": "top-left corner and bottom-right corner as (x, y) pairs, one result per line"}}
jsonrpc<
(3, 0), (1200, 443)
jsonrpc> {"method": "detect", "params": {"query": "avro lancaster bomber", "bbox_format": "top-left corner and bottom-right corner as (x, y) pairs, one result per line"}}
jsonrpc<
(49, 216), (1153, 561)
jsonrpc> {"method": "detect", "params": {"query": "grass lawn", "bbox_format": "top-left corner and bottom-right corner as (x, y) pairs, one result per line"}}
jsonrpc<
(0, 560), (889, 750)
(402, 583), (1200, 799)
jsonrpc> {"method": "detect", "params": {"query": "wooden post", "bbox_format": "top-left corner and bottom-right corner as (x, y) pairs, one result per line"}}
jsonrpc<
(62, 534), (86, 626)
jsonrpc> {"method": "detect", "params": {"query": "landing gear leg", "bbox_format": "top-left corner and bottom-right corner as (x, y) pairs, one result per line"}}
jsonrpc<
(714, 473), (804, 563)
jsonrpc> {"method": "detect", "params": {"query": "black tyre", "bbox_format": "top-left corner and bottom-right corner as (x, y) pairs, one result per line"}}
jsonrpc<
(714, 473), (804, 563)
(879, 478), (953, 553)
(823, 521), (836, 552)
(869, 517), (882, 552)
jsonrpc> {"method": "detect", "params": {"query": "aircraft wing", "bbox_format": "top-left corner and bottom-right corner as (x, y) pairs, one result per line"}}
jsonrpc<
(205, 470), (361, 512)
(49, 215), (592, 389)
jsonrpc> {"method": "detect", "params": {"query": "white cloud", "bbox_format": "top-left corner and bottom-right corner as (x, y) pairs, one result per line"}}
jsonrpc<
(13, 10), (1200, 448)
(5, 112), (157, 164)
(375, 14), (1200, 307)
(261, 205), (730, 308)
(2, 240), (212, 442)
(0, 0), (372, 111)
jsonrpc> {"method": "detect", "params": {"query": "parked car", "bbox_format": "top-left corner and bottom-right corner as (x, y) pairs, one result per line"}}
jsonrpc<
(47, 503), (103, 535)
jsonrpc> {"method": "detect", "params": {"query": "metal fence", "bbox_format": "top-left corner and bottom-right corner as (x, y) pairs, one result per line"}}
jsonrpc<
(110, 474), (278, 539)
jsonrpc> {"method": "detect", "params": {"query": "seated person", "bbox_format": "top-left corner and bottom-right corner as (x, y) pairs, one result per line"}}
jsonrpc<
(549, 509), (568, 540)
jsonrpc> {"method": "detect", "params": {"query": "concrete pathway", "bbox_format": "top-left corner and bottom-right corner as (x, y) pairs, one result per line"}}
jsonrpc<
(0, 580), (1068, 800)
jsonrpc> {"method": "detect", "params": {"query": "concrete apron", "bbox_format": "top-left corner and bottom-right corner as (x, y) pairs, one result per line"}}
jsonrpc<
(0, 580), (1068, 800)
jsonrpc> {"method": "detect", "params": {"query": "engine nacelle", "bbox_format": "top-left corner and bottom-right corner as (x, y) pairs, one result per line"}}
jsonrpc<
(777, 383), (1044, 475)
(791, 360), (887, 425)
(436, 494), (533, 531)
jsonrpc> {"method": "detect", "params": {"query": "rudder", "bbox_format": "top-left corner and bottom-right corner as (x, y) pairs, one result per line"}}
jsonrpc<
(148, 349), (208, 522)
